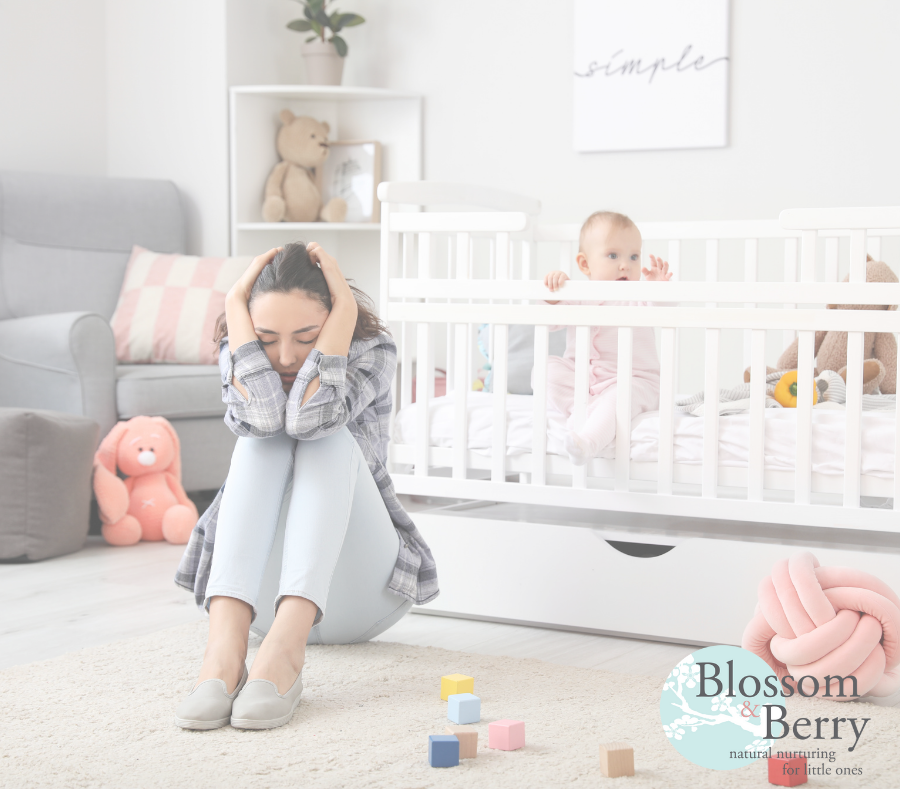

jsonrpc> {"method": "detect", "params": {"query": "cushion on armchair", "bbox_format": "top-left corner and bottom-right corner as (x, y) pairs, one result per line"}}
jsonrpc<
(0, 408), (99, 561)
(110, 246), (251, 365)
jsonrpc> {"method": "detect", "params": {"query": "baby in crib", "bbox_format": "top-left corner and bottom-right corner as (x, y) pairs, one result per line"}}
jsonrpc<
(543, 211), (673, 465)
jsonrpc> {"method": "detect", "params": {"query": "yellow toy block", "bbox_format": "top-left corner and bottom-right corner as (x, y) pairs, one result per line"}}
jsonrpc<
(440, 674), (474, 701)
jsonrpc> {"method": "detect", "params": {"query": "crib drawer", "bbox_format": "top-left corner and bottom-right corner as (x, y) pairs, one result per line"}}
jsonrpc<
(412, 512), (900, 646)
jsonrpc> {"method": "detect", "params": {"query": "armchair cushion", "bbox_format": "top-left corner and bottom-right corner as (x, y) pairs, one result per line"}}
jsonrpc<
(116, 364), (225, 420)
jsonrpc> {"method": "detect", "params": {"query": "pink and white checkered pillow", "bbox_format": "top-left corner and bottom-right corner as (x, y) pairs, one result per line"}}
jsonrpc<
(111, 246), (252, 364)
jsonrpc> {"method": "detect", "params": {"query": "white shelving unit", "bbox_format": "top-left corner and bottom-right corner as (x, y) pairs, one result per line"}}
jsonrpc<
(229, 85), (422, 300)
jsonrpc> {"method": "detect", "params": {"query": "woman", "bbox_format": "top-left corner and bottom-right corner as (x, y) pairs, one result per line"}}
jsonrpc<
(174, 242), (438, 730)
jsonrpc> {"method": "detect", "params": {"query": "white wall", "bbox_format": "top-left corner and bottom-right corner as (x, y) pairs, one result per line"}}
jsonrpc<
(0, 0), (107, 176)
(106, 0), (229, 256)
(342, 0), (900, 223)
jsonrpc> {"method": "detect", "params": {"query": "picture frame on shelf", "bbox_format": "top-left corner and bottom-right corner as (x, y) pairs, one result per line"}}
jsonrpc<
(321, 140), (382, 223)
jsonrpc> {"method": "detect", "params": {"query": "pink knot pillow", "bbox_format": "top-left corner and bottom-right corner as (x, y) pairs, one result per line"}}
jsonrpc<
(111, 246), (252, 364)
(742, 552), (900, 699)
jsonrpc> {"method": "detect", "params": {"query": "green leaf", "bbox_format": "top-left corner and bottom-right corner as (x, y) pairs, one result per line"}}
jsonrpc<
(287, 19), (314, 32)
(314, 7), (331, 27)
(305, 35), (318, 42)
(340, 13), (365, 27)
(303, 6), (315, 21)
(309, 19), (323, 37)
(331, 34), (348, 57)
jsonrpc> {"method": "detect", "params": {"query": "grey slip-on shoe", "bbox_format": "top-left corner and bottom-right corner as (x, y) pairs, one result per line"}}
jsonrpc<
(174, 663), (249, 730)
(230, 670), (303, 730)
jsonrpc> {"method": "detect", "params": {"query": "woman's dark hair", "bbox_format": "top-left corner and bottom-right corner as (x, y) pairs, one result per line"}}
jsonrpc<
(213, 242), (388, 344)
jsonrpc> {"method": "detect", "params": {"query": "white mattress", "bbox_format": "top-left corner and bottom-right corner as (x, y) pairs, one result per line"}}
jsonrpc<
(393, 392), (897, 478)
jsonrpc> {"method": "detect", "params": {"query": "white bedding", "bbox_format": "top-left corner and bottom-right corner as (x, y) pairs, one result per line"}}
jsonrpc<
(393, 393), (897, 478)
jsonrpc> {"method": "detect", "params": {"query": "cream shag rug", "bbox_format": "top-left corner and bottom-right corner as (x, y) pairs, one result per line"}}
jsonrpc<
(1, 621), (898, 788)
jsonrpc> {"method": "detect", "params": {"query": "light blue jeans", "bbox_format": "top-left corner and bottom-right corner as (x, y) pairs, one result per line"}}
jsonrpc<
(204, 428), (412, 644)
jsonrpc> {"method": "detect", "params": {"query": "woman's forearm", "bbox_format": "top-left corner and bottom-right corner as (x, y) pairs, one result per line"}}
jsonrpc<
(225, 293), (259, 399)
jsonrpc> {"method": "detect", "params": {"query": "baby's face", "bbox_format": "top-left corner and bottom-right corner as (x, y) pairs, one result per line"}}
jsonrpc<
(577, 222), (643, 281)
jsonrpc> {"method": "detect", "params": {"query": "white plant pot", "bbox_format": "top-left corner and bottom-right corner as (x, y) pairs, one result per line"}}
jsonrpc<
(301, 39), (345, 86)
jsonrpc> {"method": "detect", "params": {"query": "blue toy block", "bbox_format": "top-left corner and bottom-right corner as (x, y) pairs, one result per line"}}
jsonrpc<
(429, 735), (460, 767)
(447, 693), (481, 725)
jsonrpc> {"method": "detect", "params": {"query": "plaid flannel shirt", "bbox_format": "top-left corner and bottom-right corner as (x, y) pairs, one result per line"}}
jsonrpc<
(174, 333), (439, 607)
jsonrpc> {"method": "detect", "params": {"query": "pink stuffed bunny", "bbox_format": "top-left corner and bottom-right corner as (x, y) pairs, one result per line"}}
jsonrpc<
(93, 416), (198, 546)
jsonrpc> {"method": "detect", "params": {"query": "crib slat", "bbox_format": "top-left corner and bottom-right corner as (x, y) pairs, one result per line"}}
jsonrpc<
(415, 322), (431, 477)
(668, 240), (681, 393)
(742, 238), (758, 371)
(491, 325), (508, 483)
(825, 238), (839, 283)
(705, 240), (718, 307)
(452, 232), (471, 480)
(572, 325), (590, 488)
(783, 238), (798, 350)
(844, 229), (867, 507)
(795, 330), (815, 505)
(615, 327), (633, 491)
(702, 328), (720, 497)
(844, 330), (864, 507)
(657, 327), (676, 495)
(415, 233), (433, 477)
(800, 230), (816, 282)
(532, 325), (549, 485)
(400, 234), (414, 409)
(491, 232), (511, 483)
(445, 237), (454, 392)
(850, 229), (868, 283)
(748, 329), (766, 500)
(894, 351), (900, 510)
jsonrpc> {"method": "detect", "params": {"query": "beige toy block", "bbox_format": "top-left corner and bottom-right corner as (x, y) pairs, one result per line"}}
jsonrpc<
(445, 725), (478, 758)
(599, 742), (634, 778)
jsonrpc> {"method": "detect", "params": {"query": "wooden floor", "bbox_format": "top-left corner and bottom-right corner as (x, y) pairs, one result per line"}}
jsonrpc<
(0, 537), (693, 679)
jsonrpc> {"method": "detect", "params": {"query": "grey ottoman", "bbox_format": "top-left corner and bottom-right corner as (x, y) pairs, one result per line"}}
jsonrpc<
(0, 408), (99, 561)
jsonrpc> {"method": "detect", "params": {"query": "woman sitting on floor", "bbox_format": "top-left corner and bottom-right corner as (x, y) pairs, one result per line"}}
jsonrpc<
(173, 242), (439, 730)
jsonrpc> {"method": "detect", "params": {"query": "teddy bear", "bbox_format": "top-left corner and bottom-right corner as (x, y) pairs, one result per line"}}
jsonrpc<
(93, 416), (198, 546)
(261, 110), (348, 223)
(744, 256), (898, 394)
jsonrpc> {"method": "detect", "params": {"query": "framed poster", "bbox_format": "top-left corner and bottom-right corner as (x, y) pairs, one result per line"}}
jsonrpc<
(321, 140), (383, 223)
(573, 0), (729, 152)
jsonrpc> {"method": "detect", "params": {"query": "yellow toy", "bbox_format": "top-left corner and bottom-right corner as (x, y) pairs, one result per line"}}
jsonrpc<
(773, 370), (818, 408)
(440, 674), (474, 701)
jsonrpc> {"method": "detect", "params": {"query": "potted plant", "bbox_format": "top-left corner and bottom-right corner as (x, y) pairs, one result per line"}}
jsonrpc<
(288, 0), (365, 86)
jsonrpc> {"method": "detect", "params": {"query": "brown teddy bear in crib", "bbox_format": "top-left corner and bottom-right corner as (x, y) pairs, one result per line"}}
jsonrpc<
(261, 110), (348, 223)
(744, 256), (898, 394)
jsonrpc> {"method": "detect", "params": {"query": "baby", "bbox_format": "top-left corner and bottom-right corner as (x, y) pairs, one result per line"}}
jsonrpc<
(543, 211), (673, 465)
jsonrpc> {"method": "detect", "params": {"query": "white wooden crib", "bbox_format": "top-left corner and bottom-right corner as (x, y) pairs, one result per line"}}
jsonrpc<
(377, 182), (900, 647)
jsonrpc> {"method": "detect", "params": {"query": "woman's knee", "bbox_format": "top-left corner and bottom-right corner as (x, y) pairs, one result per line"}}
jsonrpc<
(293, 427), (358, 468)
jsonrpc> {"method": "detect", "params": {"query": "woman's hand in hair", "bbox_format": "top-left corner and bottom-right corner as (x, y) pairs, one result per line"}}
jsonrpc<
(230, 247), (282, 305)
(301, 243), (358, 404)
(225, 247), (282, 398)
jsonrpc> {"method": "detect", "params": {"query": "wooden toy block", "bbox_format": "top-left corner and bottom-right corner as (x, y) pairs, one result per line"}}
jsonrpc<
(441, 673), (474, 701)
(768, 753), (807, 786)
(488, 719), (525, 751)
(428, 735), (460, 768)
(447, 693), (481, 724)
(445, 726), (478, 758)
(599, 742), (634, 778)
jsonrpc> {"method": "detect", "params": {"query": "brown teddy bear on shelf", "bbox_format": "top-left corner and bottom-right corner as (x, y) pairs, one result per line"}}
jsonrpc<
(744, 256), (898, 394)
(261, 110), (347, 223)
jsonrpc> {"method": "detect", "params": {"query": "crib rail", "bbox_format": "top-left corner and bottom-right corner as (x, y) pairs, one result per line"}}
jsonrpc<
(378, 184), (900, 534)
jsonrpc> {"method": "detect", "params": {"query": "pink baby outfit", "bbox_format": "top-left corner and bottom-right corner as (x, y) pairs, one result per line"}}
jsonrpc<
(544, 300), (660, 455)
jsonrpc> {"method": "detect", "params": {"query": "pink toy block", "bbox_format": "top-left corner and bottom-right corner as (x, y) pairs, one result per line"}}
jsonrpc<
(488, 719), (525, 751)
(768, 753), (807, 786)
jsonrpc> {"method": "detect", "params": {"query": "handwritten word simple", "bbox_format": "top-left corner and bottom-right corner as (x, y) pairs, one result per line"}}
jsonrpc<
(574, 44), (728, 84)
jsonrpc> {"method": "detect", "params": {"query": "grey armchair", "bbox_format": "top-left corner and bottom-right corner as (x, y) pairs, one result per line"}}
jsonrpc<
(0, 171), (236, 492)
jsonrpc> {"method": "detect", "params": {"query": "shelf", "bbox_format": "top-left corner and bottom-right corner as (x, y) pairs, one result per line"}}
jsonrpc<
(230, 85), (418, 102)
(236, 222), (380, 232)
